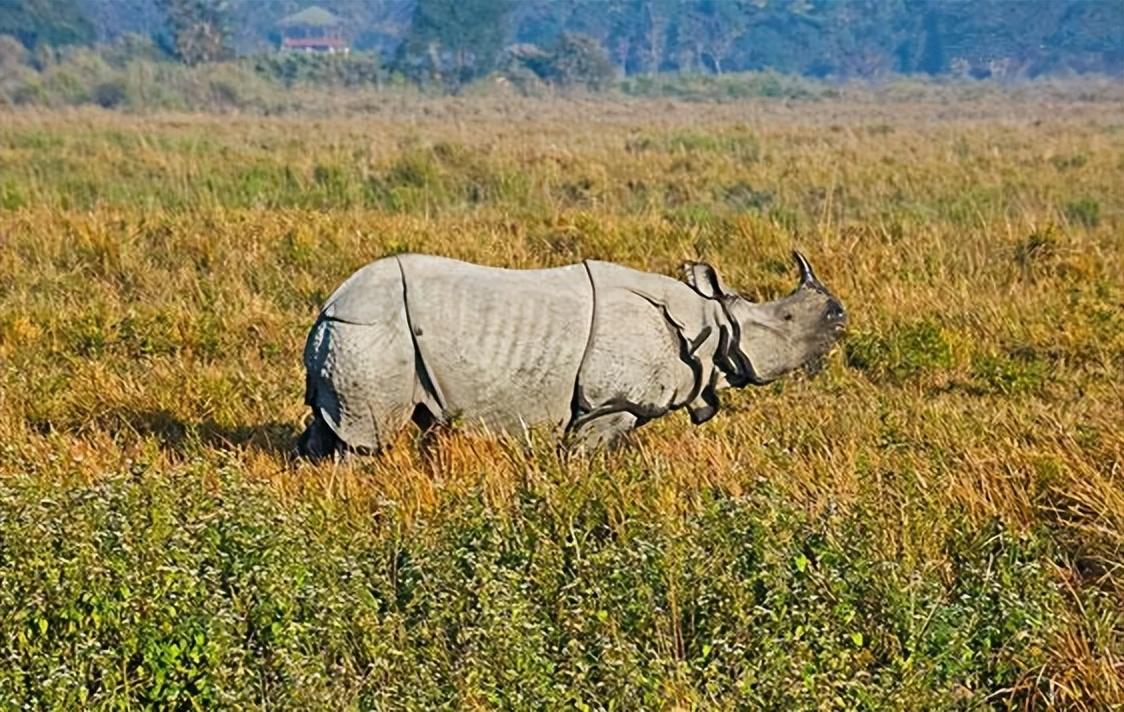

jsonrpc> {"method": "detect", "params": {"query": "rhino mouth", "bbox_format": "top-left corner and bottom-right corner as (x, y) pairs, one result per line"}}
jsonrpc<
(801, 333), (845, 376)
(802, 354), (828, 376)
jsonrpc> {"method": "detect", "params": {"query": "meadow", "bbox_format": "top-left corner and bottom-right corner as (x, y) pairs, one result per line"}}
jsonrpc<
(0, 84), (1121, 708)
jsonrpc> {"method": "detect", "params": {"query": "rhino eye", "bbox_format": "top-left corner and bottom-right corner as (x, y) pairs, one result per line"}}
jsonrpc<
(783, 313), (793, 321)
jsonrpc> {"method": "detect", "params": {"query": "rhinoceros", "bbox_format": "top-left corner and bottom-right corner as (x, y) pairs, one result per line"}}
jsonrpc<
(297, 251), (846, 458)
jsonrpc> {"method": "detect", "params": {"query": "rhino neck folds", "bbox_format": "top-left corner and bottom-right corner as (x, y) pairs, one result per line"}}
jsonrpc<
(713, 298), (755, 388)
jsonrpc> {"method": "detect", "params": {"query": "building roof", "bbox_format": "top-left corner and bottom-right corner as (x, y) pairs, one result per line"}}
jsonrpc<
(277, 6), (341, 28)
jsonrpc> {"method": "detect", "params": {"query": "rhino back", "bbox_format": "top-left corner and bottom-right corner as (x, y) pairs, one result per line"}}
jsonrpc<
(319, 256), (405, 324)
(399, 254), (593, 435)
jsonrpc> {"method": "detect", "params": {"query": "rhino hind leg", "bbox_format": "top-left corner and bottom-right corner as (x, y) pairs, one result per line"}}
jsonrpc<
(297, 413), (341, 461)
(302, 312), (421, 457)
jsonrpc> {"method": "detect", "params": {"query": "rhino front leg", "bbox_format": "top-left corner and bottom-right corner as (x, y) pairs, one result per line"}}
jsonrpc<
(567, 411), (641, 451)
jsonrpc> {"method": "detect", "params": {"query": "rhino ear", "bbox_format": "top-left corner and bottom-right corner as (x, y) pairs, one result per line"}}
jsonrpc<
(682, 262), (731, 299)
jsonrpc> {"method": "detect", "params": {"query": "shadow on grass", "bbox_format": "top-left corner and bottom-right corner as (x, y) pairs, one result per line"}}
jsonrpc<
(111, 408), (302, 459)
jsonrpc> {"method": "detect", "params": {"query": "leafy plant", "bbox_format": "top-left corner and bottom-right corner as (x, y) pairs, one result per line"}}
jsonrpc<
(845, 320), (954, 384)
(1063, 198), (1100, 228)
(971, 350), (1050, 395)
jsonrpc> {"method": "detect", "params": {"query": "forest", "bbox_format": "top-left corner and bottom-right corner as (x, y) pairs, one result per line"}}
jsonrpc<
(3, 0), (1122, 85)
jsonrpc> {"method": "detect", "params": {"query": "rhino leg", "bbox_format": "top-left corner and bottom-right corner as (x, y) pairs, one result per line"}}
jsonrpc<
(296, 413), (341, 460)
(303, 315), (420, 456)
(567, 411), (641, 451)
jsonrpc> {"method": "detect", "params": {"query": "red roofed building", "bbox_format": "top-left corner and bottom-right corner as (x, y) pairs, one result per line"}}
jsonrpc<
(278, 6), (349, 54)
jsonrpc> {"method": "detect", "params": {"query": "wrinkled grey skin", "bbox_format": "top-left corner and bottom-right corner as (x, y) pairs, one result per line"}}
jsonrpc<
(297, 252), (846, 458)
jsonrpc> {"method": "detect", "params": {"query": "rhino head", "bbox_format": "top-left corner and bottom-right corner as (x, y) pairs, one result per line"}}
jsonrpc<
(685, 252), (847, 385)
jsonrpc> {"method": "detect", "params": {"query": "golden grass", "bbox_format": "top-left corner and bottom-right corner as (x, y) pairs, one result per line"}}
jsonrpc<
(0, 91), (1121, 706)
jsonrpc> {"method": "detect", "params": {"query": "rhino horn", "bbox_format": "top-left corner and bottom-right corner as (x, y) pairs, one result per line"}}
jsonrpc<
(792, 251), (820, 288)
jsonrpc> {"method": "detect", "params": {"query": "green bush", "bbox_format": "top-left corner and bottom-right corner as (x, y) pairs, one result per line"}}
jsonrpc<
(0, 467), (1062, 708)
(1063, 198), (1100, 227)
(91, 77), (127, 108)
(845, 320), (954, 384)
(253, 52), (384, 88)
(620, 71), (821, 101)
(970, 349), (1051, 395)
(1014, 228), (1058, 267)
(501, 34), (616, 91)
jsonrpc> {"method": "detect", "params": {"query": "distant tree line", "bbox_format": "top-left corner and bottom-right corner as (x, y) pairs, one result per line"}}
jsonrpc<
(1, 0), (1121, 86)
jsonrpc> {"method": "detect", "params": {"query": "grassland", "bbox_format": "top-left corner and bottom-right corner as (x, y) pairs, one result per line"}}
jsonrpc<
(0, 86), (1122, 708)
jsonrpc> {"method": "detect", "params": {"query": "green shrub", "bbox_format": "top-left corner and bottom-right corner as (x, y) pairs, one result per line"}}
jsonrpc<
(253, 52), (383, 88)
(845, 319), (953, 383)
(620, 71), (819, 101)
(91, 77), (127, 108)
(8, 77), (47, 105)
(970, 349), (1051, 395)
(501, 34), (616, 90)
(1014, 228), (1058, 267)
(721, 182), (773, 211)
(0, 468), (1062, 708)
(0, 180), (26, 209)
(1063, 198), (1100, 227)
(1048, 153), (1087, 171)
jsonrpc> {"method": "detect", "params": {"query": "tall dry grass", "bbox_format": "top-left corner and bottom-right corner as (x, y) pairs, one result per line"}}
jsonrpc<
(0, 91), (1121, 707)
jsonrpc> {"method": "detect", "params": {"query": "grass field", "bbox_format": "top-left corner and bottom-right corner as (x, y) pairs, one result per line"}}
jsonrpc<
(0, 86), (1122, 708)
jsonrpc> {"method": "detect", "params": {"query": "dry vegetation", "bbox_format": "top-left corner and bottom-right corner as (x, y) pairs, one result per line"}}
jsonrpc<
(0, 86), (1121, 708)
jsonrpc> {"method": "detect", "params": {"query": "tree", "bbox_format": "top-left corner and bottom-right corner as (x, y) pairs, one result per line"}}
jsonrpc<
(917, 6), (944, 75)
(0, 0), (94, 48)
(678, 0), (754, 74)
(501, 32), (616, 90)
(0, 32), (27, 68)
(158, 0), (232, 65)
(634, 0), (677, 74)
(399, 0), (514, 86)
(74, 0), (167, 45)
(522, 32), (616, 88)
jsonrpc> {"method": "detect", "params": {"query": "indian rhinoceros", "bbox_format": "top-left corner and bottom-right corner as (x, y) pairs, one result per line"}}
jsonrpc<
(297, 251), (846, 458)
